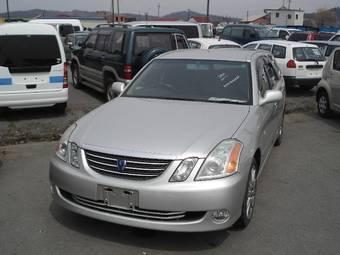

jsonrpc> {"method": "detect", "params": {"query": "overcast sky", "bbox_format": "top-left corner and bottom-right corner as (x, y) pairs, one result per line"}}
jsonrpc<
(2, 0), (340, 18)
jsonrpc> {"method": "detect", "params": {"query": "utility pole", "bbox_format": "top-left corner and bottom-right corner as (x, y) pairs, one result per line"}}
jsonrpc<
(287, 0), (291, 10)
(6, 0), (10, 20)
(117, 0), (120, 15)
(145, 12), (148, 21)
(111, 0), (115, 24)
(157, 3), (160, 17)
(206, 0), (210, 22)
(246, 10), (249, 22)
(187, 9), (191, 21)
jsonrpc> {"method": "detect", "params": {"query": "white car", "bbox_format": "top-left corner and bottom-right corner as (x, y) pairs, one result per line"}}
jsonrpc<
(316, 47), (340, 118)
(0, 23), (68, 112)
(244, 40), (326, 90)
(188, 38), (241, 49)
(29, 19), (84, 32)
(271, 28), (301, 40)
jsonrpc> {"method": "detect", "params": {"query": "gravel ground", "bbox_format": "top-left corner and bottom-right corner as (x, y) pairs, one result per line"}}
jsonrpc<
(0, 82), (316, 146)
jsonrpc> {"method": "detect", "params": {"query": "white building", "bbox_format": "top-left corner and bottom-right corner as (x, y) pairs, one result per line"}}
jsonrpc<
(265, 6), (304, 26)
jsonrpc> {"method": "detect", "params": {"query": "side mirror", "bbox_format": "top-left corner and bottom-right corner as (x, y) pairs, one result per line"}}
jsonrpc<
(110, 82), (125, 96)
(259, 90), (283, 106)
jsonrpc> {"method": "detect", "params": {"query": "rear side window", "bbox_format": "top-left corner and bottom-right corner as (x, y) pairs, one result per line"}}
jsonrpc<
(258, 44), (272, 52)
(208, 44), (240, 49)
(111, 31), (125, 53)
(325, 45), (337, 57)
(95, 34), (108, 51)
(0, 35), (61, 72)
(272, 45), (286, 58)
(134, 33), (173, 56)
(86, 34), (97, 48)
(222, 27), (231, 36)
(230, 28), (244, 38)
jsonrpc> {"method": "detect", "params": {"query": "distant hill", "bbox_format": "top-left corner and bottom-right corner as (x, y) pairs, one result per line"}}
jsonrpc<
(0, 9), (239, 23)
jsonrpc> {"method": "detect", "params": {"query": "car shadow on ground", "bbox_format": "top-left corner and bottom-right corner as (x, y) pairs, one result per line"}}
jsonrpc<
(285, 86), (315, 98)
(0, 107), (67, 121)
(49, 202), (230, 252)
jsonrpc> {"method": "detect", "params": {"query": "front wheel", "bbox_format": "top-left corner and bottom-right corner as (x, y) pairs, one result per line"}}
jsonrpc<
(235, 159), (258, 228)
(105, 77), (115, 102)
(317, 91), (332, 118)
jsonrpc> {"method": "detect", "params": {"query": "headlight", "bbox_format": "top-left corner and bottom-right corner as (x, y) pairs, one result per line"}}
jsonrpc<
(70, 142), (80, 168)
(56, 123), (77, 162)
(170, 158), (198, 182)
(196, 140), (243, 181)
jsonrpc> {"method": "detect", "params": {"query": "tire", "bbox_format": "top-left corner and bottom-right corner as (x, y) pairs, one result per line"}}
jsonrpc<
(274, 115), (284, 146)
(105, 77), (115, 102)
(235, 159), (258, 228)
(71, 63), (82, 89)
(54, 103), (67, 114)
(317, 91), (332, 118)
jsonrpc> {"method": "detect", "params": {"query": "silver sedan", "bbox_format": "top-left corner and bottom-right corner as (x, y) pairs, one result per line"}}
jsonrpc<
(50, 49), (286, 232)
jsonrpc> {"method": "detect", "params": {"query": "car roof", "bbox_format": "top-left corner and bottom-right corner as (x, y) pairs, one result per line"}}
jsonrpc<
(93, 26), (185, 34)
(303, 40), (340, 46)
(125, 21), (199, 26)
(0, 22), (58, 35)
(188, 38), (239, 46)
(29, 19), (82, 25)
(246, 40), (319, 48)
(158, 48), (264, 62)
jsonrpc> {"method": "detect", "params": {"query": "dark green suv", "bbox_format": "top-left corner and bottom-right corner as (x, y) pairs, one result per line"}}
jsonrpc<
(71, 25), (189, 100)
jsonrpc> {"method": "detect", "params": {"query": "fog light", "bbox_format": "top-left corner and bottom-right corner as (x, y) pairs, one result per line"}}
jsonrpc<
(212, 209), (230, 223)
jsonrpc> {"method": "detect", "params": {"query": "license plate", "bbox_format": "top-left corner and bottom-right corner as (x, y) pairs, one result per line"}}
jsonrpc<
(98, 186), (138, 209)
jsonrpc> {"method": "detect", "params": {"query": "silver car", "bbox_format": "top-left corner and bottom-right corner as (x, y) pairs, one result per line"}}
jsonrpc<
(50, 49), (285, 232)
(316, 47), (340, 118)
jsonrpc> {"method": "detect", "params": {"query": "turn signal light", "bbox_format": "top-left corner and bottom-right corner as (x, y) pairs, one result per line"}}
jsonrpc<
(226, 142), (242, 174)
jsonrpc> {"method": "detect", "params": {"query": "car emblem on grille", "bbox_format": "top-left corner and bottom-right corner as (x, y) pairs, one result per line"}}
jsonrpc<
(117, 159), (127, 172)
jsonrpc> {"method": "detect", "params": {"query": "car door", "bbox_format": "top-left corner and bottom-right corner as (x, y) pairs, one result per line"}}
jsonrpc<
(82, 33), (98, 80)
(329, 49), (340, 110)
(257, 57), (278, 157)
(103, 30), (126, 80)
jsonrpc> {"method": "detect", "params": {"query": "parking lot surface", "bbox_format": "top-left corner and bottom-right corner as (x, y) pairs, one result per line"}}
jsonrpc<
(0, 112), (339, 255)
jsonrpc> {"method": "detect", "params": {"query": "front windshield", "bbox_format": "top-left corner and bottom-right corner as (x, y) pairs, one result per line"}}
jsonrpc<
(123, 59), (252, 105)
(257, 28), (278, 38)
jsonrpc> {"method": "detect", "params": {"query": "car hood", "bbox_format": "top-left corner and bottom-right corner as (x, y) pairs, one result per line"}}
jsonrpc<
(72, 97), (250, 160)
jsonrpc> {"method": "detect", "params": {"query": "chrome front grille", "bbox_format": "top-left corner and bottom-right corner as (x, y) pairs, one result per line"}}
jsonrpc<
(84, 149), (171, 180)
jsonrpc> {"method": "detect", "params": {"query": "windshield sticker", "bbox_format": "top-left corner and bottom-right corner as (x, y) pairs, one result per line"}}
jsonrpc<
(223, 75), (240, 88)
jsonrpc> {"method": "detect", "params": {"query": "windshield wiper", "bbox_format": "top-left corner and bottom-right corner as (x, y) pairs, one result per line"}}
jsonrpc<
(208, 97), (248, 104)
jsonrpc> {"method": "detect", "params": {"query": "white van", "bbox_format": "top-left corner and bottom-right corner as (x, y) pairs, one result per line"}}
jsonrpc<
(125, 21), (203, 38)
(0, 23), (68, 112)
(29, 19), (84, 35)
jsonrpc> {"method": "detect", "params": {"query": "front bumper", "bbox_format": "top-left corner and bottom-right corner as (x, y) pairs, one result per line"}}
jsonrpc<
(49, 152), (250, 232)
(0, 89), (68, 109)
